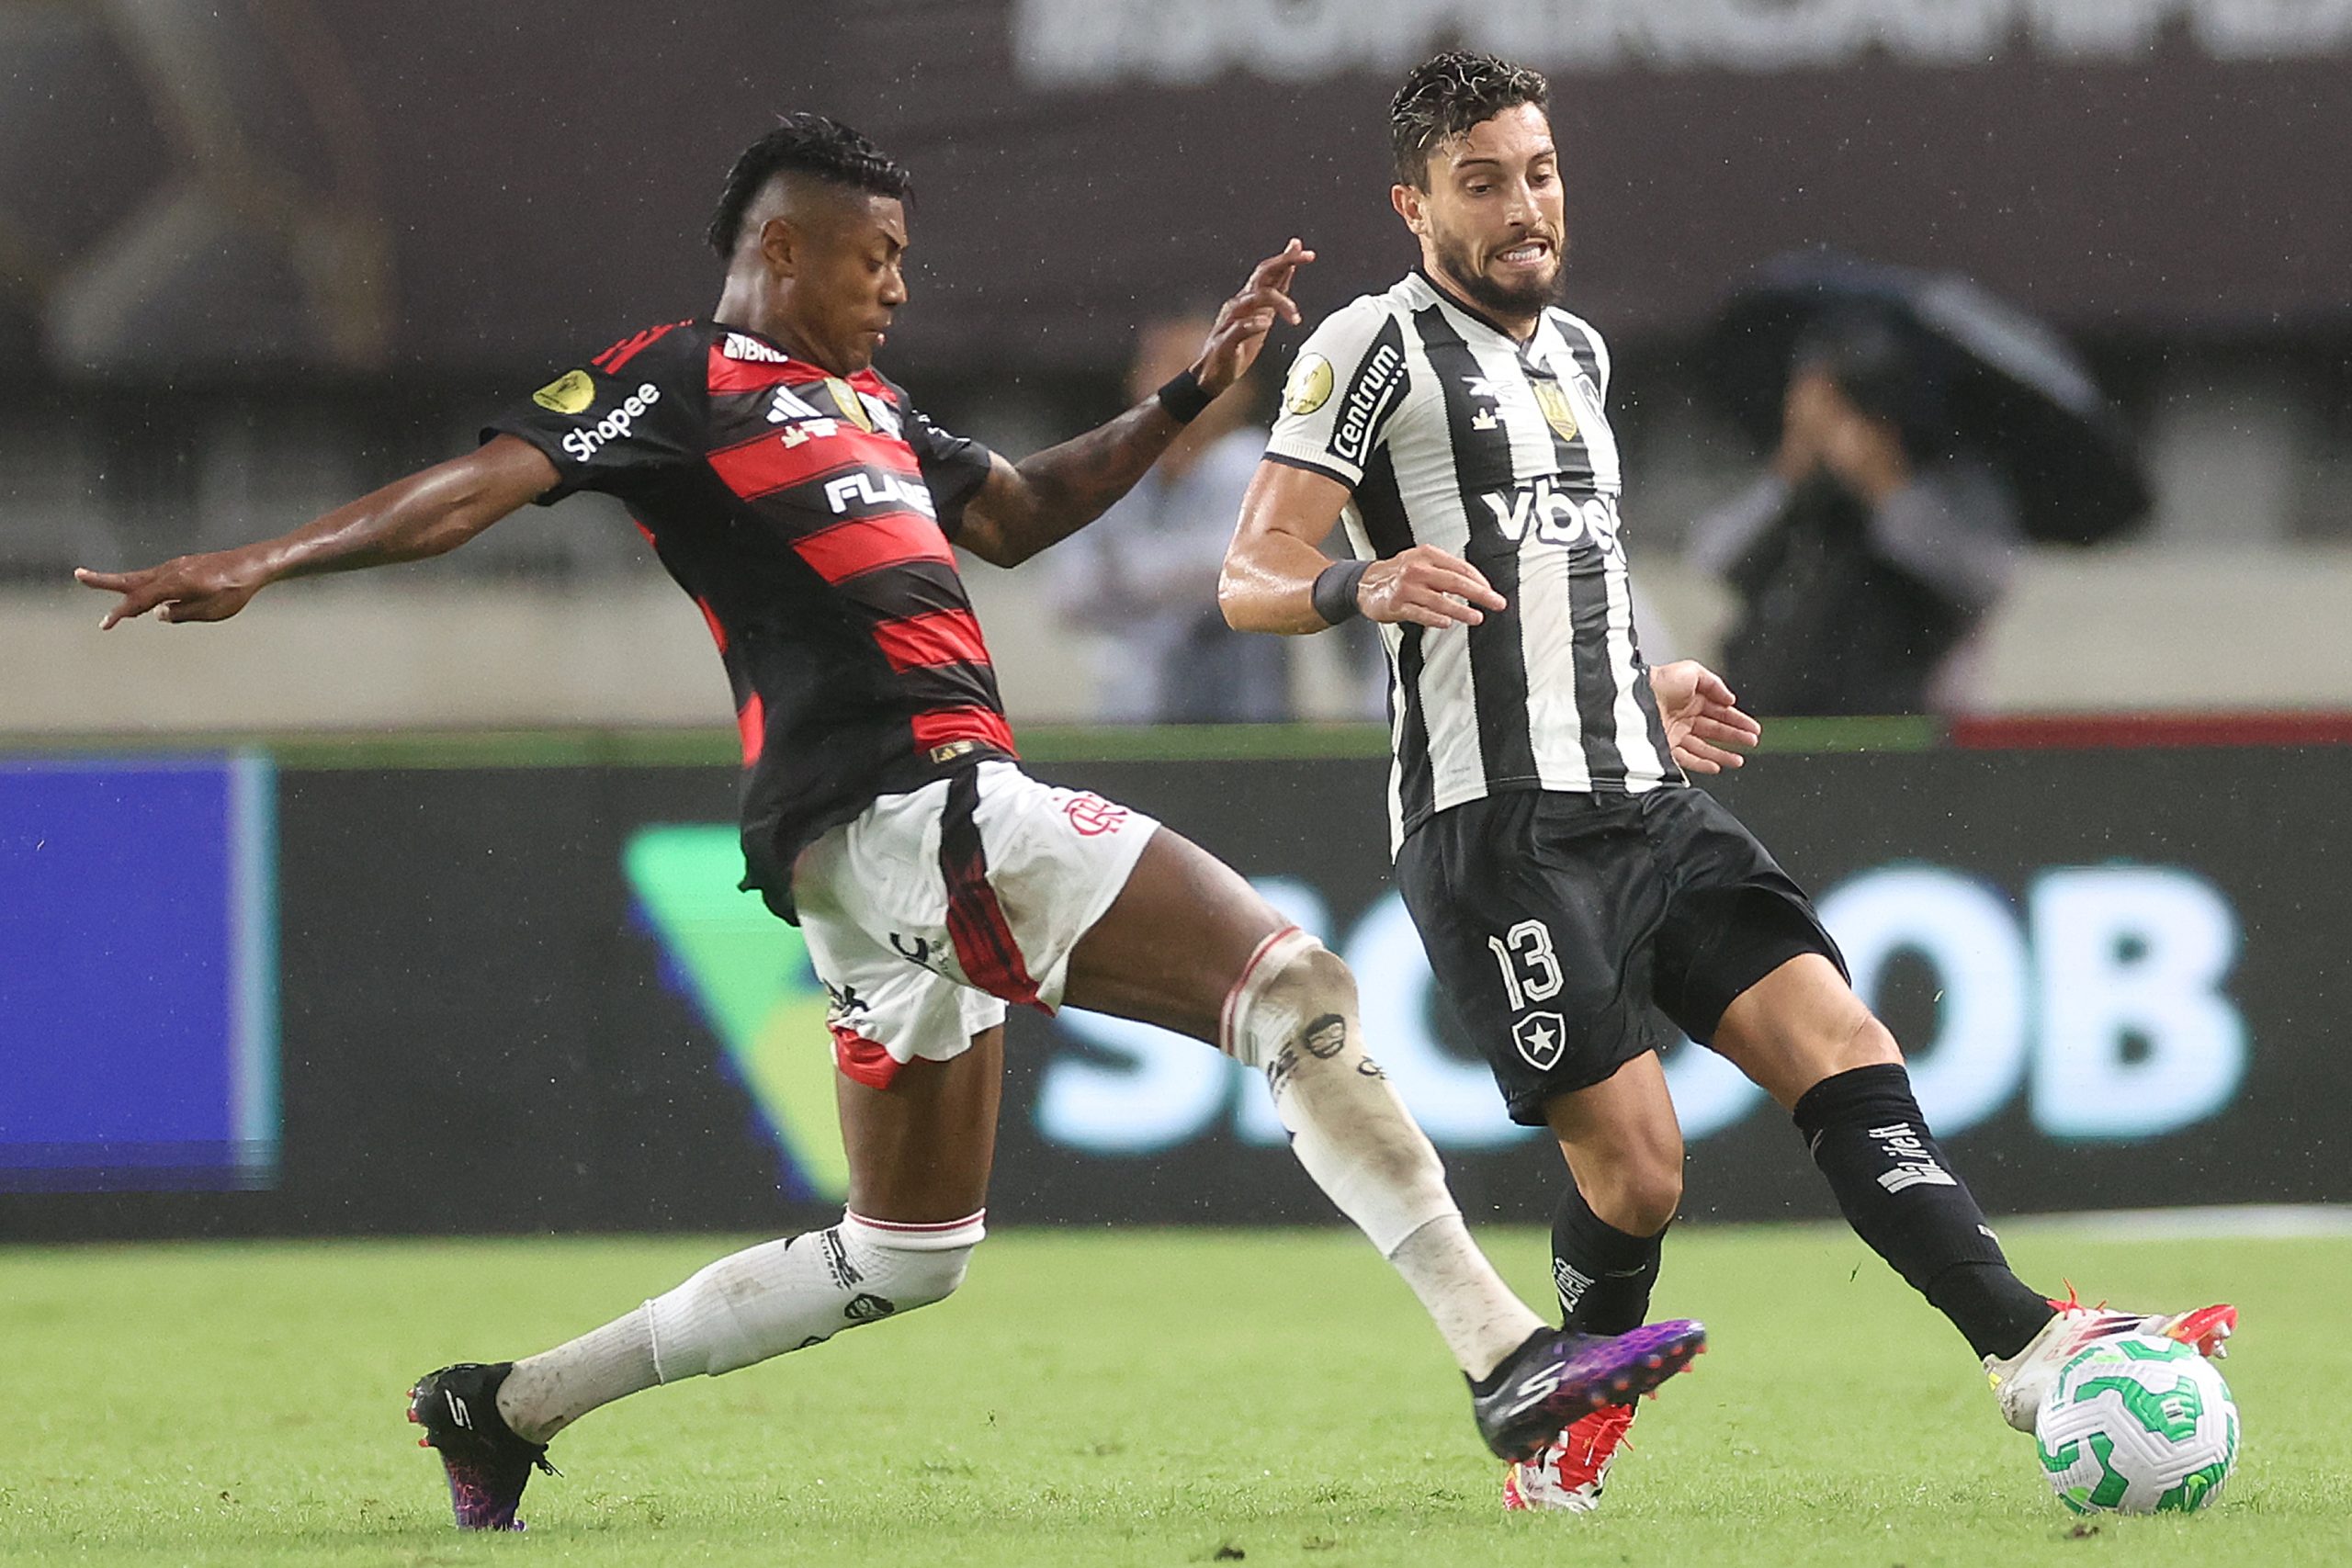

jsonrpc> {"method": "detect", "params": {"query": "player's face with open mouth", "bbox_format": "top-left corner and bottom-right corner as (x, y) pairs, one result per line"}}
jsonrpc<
(797, 195), (910, 372)
(1422, 103), (1566, 320)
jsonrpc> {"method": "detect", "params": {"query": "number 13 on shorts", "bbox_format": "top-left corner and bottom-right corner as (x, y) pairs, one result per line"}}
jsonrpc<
(1487, 919), (1564, 1011)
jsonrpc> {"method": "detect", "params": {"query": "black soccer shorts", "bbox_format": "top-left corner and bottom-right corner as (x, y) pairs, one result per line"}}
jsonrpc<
(1395, 784), (1847, 1127)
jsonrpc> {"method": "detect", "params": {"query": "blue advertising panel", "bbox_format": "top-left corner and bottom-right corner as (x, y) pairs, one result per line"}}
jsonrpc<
(0, 756), (277, 1190)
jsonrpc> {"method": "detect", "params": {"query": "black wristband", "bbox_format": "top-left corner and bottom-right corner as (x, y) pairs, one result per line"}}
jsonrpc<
(1155, 368), (1214, 423)
(1310, 558), (1371, 626)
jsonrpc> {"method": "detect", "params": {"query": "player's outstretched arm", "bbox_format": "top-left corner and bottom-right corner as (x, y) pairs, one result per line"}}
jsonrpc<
(1649, 658), (1762, 773)
(955, 241), (1314, 568)
(75, 435), (560, 628)
(1221, 460), (1507, 635)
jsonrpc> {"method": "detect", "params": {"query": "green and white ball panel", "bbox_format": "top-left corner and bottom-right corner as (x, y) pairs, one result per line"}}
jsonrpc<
(2034, 1333), (2239, 1515)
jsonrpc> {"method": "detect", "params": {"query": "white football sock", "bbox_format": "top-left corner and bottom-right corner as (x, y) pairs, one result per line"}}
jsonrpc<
(496, 1305), (659, 1444)
(1387, 1214), (1549, 1380)
(496, 1210), (982, 1443)
(1224, 928), (1544, 1379)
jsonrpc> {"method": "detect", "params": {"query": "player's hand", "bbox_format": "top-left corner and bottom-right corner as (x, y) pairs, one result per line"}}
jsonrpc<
(74, 550), (269, 629)
(1192, 238), (1316, 398)
(1358, 545), (1507, 629)
(1650, 659), (1761, 773)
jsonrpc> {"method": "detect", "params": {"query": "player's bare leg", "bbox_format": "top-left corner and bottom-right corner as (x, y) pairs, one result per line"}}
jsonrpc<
(1705, 953), (2061, 1365)
(835, 1025), (1002, 1224)
(409, 1037), (1004, 1529)
(1057, 826), (1273, 1042)
(1547, 1054), (1684, 1244)
(604, 1042), (1001, 1389)
(1703, 952), (1898, 1109)
(495, 1036), (1001, 1433)
(1065, 825), (1544, 1371)
(1063, 827), (1702, 1459)
(1704, 952), (2237, 1424)
(1539, 1054), (1684, 1361)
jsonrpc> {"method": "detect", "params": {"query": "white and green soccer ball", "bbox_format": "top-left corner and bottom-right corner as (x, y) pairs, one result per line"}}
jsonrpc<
(2034, 1333), (2238, 1515)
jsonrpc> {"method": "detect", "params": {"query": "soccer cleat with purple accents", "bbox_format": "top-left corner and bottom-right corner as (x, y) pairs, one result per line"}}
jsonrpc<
(407, 1360), (558, 1531)
(1469, 1319), (1705, 1463)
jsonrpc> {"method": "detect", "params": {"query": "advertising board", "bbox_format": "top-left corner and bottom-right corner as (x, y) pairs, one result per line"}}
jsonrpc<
(0, 757), (276, 1192)
(2, 746), (2340, 1238)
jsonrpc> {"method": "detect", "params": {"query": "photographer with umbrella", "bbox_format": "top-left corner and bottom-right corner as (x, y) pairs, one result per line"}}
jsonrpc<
(1690, 253), (2151, 717)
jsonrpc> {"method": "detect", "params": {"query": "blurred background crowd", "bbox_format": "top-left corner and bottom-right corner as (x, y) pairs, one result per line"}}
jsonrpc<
(6, 0), (2347, 732)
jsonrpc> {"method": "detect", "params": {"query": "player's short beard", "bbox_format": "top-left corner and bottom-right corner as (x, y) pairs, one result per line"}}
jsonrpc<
(1431, 227), (1563, 320)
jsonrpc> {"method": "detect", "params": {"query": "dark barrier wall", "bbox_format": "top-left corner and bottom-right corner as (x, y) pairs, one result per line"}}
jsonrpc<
(3, 743), (2346, 1242)
(14, 3), (2350, 380)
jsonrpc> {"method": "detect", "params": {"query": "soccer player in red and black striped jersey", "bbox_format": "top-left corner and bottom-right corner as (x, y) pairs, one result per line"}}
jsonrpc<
(78, 113), (1705, 1531)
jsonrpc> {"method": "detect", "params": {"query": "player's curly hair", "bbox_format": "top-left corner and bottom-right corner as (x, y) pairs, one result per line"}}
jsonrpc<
(707, 113), (914, 256)
(1389, 51), (1550, 189)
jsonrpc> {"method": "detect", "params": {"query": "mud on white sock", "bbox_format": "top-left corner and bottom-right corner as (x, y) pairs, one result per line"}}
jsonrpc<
(1225, 928), (1542, 1377)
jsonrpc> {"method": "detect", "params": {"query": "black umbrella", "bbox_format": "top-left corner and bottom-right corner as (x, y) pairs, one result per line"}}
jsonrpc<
(1705, 250), (2152, 546)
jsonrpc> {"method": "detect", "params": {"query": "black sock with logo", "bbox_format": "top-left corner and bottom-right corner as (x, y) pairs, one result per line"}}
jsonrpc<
(1550, 1182), (1665, 1336)
(1792, 1063), (2053, 1360)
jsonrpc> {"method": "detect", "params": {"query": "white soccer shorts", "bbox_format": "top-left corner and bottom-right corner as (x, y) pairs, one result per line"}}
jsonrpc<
(791, 760), (1158, 1089)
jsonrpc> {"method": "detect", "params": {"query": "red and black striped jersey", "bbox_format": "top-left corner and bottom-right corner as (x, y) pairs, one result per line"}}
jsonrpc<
(486, 318), (1009, 919)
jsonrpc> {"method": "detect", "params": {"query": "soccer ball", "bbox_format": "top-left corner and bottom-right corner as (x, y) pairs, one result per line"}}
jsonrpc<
(2034, 1333), (2238, 1514)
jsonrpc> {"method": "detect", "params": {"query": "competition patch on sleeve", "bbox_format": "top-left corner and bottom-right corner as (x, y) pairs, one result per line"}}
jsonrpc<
(531, 369), (596, 414)
(1284, 353), (1334, 415)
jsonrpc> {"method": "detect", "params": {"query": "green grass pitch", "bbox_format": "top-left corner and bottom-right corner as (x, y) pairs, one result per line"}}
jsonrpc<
(2, 1222), (2344, 1566)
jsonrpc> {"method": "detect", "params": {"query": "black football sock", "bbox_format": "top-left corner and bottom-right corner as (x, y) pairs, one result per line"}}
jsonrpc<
(1551, 1181), (1666, 1336)
(1792, 1063), (2055, 1360)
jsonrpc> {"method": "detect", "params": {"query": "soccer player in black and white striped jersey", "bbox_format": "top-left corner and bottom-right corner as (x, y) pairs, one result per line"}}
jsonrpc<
(1222, 51), (2235, 1512)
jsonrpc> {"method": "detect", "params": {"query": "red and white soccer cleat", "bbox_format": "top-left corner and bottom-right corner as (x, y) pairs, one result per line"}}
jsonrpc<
(1502, 1402), (1636, 1513)
(1984, 1288), (2238, 1433)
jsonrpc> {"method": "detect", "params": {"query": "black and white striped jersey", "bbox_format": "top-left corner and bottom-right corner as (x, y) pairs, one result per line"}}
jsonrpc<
(1266, 268), (1684, 852)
